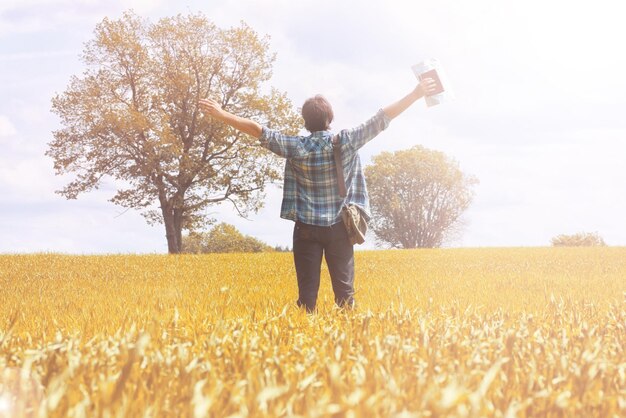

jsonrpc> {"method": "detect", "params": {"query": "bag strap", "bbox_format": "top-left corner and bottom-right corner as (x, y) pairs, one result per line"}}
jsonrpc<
(332, 134), (347, 198)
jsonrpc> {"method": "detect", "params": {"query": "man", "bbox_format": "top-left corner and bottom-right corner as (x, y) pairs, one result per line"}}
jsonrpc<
(199, 77), (438, 312)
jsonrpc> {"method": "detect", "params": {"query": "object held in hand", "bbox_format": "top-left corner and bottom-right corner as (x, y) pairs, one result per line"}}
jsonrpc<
(412, 59), (454, 107)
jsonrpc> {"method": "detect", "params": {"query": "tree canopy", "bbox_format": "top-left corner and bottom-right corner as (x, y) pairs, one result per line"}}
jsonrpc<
(47, 11), (300, 253)
(365, 145), (477, 248)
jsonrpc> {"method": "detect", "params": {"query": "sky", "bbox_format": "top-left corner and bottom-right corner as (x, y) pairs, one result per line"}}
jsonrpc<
(1, 0), (625, 253)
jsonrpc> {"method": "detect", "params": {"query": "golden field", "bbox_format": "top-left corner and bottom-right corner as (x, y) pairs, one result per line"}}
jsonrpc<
(0, 248), (625, 417)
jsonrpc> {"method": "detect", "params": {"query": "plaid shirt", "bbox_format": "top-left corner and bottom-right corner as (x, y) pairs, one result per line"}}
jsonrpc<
(259, 109), (391, 226)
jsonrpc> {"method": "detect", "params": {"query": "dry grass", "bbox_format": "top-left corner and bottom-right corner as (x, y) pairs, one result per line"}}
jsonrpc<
(0, 247), (625, 417)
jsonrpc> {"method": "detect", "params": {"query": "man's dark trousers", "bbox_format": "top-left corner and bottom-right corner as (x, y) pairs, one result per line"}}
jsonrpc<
(292, 221), (355, 312)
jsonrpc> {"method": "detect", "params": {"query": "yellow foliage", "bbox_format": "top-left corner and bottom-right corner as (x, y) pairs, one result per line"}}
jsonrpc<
(0, 248), (625, 417)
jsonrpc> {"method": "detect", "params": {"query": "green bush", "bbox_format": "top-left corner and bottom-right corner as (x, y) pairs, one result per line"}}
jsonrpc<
(182, 223), (276, 253)
(551, 232), (606, 247)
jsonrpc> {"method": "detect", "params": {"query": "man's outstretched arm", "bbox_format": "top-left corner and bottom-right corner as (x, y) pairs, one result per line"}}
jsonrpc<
(199, 97), (300, 158)
(345, 77), (441, 151)
(198, 98), (262, 139)
(382, 77), (438, 120)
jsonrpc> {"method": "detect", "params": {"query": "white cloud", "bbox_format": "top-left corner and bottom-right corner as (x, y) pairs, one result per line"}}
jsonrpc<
(0, 50), (76, 62)
(123, 0), (165, 14)
(0, 199), (166, 254)
(0, 1), (96, 35)
(0, 0), (165, 37)
(455, 128), (626, 246)
(0, 115), (17, 140)
(0, 144), (168, 254)
(0, 156), (55, 200)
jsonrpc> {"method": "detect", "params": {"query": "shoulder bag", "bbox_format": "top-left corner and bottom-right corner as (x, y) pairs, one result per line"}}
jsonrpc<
(332, 135), (367, 245)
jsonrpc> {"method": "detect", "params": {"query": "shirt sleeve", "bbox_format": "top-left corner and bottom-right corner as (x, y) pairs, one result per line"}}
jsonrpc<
(258, 126), (303, 159)
(341, 109), (391, 152)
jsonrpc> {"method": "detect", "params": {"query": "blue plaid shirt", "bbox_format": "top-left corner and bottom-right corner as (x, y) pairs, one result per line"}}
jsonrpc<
(259, 109), (391, 226)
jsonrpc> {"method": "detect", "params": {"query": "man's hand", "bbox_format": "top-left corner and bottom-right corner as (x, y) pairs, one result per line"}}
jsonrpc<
(198, 98), (224, 119)
(198, 97), (262, 138)
(414, 77), (439, 99)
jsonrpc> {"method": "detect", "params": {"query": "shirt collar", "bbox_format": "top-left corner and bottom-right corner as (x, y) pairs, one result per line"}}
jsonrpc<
(309, 131), (333, 149)
(310, 130), (332, 137)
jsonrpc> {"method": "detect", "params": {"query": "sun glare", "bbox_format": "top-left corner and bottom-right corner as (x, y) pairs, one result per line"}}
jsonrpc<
(0, 394), (12, 415)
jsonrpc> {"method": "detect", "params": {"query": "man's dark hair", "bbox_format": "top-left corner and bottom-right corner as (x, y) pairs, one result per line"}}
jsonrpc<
(301, 95), (334, 132)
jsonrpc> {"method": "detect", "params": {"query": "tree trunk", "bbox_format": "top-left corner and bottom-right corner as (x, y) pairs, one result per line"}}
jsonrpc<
(173, 207), (184, 254)
(158, 186), (186, 254)
(160, 200), (183, 254)
(162, 211), (180, 254)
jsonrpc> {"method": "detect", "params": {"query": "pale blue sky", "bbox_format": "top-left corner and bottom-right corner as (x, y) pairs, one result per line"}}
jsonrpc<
(1, 0), (625, 253)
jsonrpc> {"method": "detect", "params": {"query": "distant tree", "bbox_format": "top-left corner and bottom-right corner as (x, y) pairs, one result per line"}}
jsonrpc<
(551, 232), (606, 247)
(182, 222), (274, 253)
(365, 145), (478, 248)
(181, 231), (205, 254)
(47, 11), (300, 254)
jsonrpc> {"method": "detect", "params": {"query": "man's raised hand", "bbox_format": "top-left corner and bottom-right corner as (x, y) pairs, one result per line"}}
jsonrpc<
(415, 77), (439, 98)
(198, 98), (262, 138)
(198, 98), (224, 118)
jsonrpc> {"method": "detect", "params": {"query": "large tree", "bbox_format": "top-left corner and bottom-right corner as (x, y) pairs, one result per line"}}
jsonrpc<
(365, 145), (478, 248)
(47, 11), (300, 253)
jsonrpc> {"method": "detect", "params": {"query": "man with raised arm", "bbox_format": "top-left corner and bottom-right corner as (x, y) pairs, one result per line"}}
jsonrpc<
(199, 77), (438, 312)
